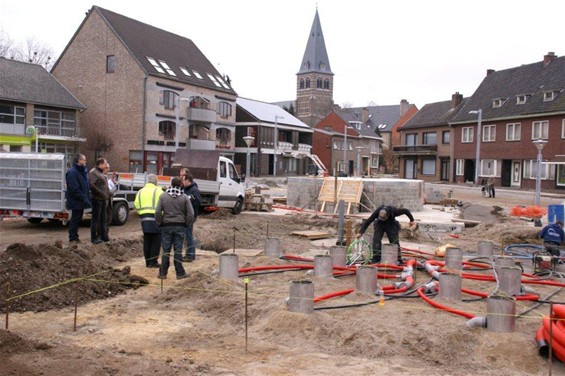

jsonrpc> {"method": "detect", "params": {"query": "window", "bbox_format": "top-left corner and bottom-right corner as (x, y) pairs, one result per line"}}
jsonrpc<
(228, 162), (239, 180)
(216, 75), (230, 89)
(129, 151), (143, 173)
(305, 78), (310, 88)
(492, 98), (506, 108)
(299, 79), (305, 89)
(525, 160), (552, 180)
(207, 73), (222, 87)
(219, 161), (227, 178)
(146, 57), (165, 73)
(189, 96), (209, 109)
(480, 159), (497, 176)
(33, 109), (76, 136)
(442, 131), (450, 144)
(316, 78), (322, 88)
(456, 159), (464, 176)
(218, 101), (232, 119)
(324, 79), (330, 89)
(158, 121), (176, 140)
(482, 125), (496, 142)
(333, 140), (338, 150)
(544, 91), (556, 102)
(562, 119), (565, 139)
(192, 70), (203, 79)
(532, 121), (549, 139)
(106, 55), (116, 73)
(405, 133), (417, 146)
(462, 127), (474, 143)
(506, 123), (521, 141)
(216, 128), (231, 145)
(180, 67), (191, 76)
(159, 90), (177, 110)
(0, 104), (25, 125)
(516, 95), (527, 105)
(421, 158), (436, 175)
(422, 132), (437, 145)
(158, 60), (176, 76)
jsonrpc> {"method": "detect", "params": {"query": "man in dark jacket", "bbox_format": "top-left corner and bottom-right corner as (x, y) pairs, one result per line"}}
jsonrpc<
(181, 173), (201, 262)
(89, 158), (110, 244)
(539, 221), (564, 256)
(65, 154), (91, 243)
(155, 177), (194, 280)
(356, 205), (415, 264)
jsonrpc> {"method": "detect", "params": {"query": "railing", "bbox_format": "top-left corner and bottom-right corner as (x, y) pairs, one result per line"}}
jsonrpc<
(36, 125), (79, 138)
(297, 143), (312, 152)
(186, 107), (216, 123)
(392, 144), (437, 155)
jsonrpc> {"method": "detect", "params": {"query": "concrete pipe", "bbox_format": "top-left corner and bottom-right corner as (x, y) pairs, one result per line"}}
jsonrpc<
(478, 241), (494, 258)
(494, 256), (515, 276)
(314, 255), (334, 278)
(288, 280), (314, 314)
(438, 272), (461, 301)
(264, 238), (281, 257)
(497, 266), (521, 296)
(445, 247), (463, 270)
(487, 295), (516, 332)
(356, 265), (377, 294)
(219, 253), (239, 280)
(382, 244), (398, 265)
(329, 246), (347, 267)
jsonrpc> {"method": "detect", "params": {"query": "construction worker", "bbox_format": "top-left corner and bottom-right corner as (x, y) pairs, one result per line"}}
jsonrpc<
(356, 205), (415, 264)
(134, 174), (163, 268)
(539, 220), (564, 257)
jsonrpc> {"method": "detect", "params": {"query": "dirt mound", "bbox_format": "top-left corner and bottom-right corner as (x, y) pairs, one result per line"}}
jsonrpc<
(0, 239), (148, 313)
(0, 329), (36, 354)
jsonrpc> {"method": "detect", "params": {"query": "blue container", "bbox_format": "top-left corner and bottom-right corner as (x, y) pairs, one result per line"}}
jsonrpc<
(548, 204), (565, 223)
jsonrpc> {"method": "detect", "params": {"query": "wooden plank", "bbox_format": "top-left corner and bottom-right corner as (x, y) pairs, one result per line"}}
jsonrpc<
(290, 230), (329, 240)
(318, 178), (363, 214)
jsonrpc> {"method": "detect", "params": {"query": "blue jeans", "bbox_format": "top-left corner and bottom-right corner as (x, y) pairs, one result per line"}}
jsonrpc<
(185, 222), (195, 260)
(160, 226), (186, 277)
(68, 209), (84, 241)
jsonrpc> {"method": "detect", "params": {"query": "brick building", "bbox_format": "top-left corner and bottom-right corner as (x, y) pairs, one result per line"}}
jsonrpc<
(51, 6), (237, 173)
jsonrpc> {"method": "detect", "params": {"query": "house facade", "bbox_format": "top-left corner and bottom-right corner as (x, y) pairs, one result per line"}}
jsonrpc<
(235, 97), (313, 176)
(395, 93), (467, 182)
(450, 52), (565, 191)
(51, 6), (237, 173)
(0, 58), (85, 159)
(313, 109), (382, 176)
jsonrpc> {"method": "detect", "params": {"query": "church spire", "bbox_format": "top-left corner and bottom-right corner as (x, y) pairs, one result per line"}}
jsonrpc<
(298, 9), (332, 75)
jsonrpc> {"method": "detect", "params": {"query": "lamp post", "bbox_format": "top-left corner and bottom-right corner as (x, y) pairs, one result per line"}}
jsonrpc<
(343, 124), (355, 176)
(273, 115), (284, 176)
(533, 139), (548, 208)
(355, 146), (365, 177)
(26, 126), (38, 152)
(174, 95), (191, 150)
(469, 109), (482, 185)
(243, 136), (254, 189)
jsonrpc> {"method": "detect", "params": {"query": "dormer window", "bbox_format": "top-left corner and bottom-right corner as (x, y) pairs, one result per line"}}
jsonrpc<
(492, 98), (506, 108)
(516, 95), (528, 105)
(544, 91), (557, 102)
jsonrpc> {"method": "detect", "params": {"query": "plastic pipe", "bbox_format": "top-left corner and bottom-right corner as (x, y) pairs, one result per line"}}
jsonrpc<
(466, 316), (487, 329)
(417, 286), (475, 319)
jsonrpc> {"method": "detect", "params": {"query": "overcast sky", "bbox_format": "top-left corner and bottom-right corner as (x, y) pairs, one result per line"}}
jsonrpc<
(1, 0), (563, 109)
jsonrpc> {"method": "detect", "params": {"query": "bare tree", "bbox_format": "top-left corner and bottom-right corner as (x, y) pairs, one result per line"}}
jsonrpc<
(0, 29), (15, 58)
(12, 37), (56, 70)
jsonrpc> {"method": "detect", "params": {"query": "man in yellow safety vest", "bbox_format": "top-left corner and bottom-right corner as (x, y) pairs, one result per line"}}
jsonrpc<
(134, 174), (163, 267)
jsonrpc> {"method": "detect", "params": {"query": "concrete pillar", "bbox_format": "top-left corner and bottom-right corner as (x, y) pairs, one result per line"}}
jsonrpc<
(314, 255), (334, 278)
(264, 238), (281, 257)
(478, 241), (494, 258)
(498, 266), (521, 296)
(445, 247), (463, 270)
(219, 254), (239, 280)
(381, 244), (398, 265)
(438, 272), (461, 301)
(329, 246), (347, 267)
(355, 265), (377, 294)
(288, 280), (314, 314)
(487, 295), (515, 332)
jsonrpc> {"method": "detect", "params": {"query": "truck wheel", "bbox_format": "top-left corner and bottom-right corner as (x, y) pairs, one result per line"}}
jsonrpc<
(27, 218), (43, 224)
(112, 202), (129, 226)
(231, 197), (244, 215)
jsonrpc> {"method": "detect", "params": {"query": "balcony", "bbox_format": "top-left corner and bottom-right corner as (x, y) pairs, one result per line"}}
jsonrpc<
(297, 143), (312, 153)
(186, 107), (216, 124)
(0, 123), (25, 135)
(186, 138), (216, 150)
(36, 125), (80, 138)
(278, 141), (293, 152)
(393, 144), (437, 156)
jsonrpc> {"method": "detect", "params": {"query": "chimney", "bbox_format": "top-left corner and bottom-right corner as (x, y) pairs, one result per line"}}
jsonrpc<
(544, 51), (556, 66)
(361, 107), (369, 122)
(400, 99), (409, 116)
(486, 69), (495, 76)
(451, 92), (463, 109)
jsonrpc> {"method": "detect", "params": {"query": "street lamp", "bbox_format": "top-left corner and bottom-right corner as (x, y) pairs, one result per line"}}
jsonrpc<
(273, 115), (284, 176)
(533, 138), (548, 210)
(243, 135), (255, 188)
(25, 126), (38, 152)
(469, 109), (482, 185)
(355, 146), (366, 177)
(343, 124), (355, 176)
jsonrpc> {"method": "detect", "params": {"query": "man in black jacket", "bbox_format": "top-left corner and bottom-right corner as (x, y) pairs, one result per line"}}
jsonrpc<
(356, 205), (415, 264)
(181, 173), (201, 262)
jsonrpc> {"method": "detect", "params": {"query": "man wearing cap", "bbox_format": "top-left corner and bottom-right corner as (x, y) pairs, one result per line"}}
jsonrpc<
(356, 205), (415, 264)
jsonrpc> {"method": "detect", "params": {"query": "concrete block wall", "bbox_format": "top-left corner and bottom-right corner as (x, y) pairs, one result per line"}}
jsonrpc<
(288, 177), (424, 213)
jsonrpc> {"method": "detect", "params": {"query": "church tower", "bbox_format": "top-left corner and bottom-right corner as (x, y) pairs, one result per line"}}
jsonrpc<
(296, 9), (334, 127)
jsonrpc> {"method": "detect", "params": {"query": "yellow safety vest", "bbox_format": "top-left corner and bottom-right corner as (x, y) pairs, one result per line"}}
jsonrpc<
(134, 183), (163, 216)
